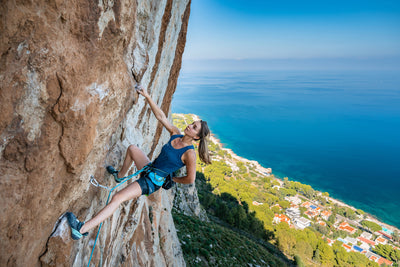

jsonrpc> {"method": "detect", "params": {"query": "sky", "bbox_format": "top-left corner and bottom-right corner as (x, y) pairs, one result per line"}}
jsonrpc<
(182, 0), (400, 70)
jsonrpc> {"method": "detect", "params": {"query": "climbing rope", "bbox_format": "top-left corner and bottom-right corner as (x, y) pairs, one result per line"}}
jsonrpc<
(86, 165), (148, 267)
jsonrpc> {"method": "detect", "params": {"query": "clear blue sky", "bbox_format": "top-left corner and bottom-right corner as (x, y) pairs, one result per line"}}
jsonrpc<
(183, 0), (400, 69)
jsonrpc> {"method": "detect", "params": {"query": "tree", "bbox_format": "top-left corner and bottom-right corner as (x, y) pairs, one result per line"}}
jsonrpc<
(345, 208), (357, 220)
(332, 243), (348, 264)
(313, 248), (321, 264)
(392, 231), (400, 243)
(347, 251), (378, 266)
(294, 255), (305, 267)
(374, 244), (400, 262)
(278, 200), (290, 209)
(313, 223), (330, 236)
(317, 240), (335, 265)
(279, 188), (296, 197)
(271, 206), (281, 214)
(356, 209), (365, 215)
(360, 220), (382, 232)
(328, 212), (336, 224)
(275, 224), (296, 256)
(263, 182), (271, 190)
(234, 205), (247, 229)
(295, 240), (314, 261)
(202, 193), (215, 209)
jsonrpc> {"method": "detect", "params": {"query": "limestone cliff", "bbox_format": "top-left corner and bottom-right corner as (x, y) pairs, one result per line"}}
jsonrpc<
(0, 0), (191, 266)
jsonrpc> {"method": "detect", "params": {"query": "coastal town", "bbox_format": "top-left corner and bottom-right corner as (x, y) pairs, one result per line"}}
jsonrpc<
(271, 189), (399, 266)
(174, 113), (400, 266)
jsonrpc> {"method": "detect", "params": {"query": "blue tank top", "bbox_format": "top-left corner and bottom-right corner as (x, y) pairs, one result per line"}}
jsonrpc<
(151, 135), (194, 177)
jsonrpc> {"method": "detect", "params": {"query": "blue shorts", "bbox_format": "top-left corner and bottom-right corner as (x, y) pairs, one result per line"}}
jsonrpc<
(136, 173), (161, 196)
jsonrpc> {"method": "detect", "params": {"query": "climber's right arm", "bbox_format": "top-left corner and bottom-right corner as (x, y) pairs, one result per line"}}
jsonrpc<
(137, 85), (180, 135)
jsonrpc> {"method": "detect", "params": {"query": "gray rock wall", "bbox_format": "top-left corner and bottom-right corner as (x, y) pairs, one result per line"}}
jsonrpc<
(0, 0), (190, 266)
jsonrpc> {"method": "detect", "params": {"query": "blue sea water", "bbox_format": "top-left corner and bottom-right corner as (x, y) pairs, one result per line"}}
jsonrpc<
(171, 70), (400, 229)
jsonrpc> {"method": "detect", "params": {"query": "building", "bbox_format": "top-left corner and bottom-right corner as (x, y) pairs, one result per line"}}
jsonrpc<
(344, 237), (357, 245)
(377, 257), (393, 266)
(294, 217), (311, 230)
(273, 214), (291, 225)
(369, 255), (379, 262)
(252, 201), (263, 206)
(378, 230), (393, 240)
(286, 207), (301, 219)
(309, 205), (321, 214)
(321, 210), (332, 220)
(365, 251), (380, 261)
(342, 243), (352, 252)
(375, 236), (387, 245)
(359, 242), (370, 251)
(338, 222), (357, 234)
(357, 236), (376, 247)
(305, 210), (318, 219)
(301, 201), (312, 208)
(325, 238), (333, 246)
(285, 196), (302, 205)
(361, 231), (373, 240)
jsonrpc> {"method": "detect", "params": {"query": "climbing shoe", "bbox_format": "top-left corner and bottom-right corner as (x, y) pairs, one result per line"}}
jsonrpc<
(65, 212), (88, 240)
(106, 165), (123, 183)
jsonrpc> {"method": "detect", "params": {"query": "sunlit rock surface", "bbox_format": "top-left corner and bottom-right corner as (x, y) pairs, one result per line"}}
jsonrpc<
(0, 0), (190, 266)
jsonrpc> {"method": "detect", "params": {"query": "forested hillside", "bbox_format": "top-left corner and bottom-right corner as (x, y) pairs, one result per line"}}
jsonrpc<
(173, 114), (398, 267)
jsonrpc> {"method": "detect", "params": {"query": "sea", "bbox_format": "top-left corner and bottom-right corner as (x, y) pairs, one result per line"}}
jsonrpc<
(171, 69), (400, 229)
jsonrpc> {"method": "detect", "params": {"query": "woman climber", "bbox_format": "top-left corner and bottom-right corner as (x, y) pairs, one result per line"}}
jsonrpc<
(66, 85), (211, 240)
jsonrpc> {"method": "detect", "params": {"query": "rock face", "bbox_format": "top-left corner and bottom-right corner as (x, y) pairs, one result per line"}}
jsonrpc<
(172, 182), (209, 222)
(0, 0), (190, 266)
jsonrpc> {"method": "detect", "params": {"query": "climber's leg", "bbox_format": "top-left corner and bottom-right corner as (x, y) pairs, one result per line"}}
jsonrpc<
(118, 145), (150, 179)
(79, 181), (142, 234)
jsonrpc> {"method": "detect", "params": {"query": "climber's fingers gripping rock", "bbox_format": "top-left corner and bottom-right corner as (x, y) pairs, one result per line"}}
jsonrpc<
(135, 84), (149, 98)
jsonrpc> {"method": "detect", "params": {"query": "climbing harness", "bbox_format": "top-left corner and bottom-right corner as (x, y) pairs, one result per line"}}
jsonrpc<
(86, 165), (147, 267)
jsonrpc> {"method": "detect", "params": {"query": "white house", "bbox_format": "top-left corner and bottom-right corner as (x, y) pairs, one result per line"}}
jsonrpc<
(344, 237), (357, 245)
(285, 196), (302, 205)
(361, 232), (373, 240)
(294, 217), (311, 230)
(286, 207), (301, 219)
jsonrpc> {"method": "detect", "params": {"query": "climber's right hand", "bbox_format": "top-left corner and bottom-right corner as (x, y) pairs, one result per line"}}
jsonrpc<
(135, 84), (149, 98)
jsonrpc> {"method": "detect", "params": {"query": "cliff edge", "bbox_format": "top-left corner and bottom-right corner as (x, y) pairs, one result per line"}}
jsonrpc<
(0, 0), (190, 266)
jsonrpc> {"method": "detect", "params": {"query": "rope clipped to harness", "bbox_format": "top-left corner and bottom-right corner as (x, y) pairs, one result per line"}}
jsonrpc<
(86, 165), (148, 267)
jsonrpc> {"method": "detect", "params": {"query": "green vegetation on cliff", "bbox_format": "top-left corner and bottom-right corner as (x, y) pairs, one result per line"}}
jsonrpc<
(173, 211), (289, 266)
(172, 114), (397, 267)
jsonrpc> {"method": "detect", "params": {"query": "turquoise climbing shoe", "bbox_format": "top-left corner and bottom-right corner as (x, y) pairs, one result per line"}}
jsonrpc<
(65, 212), (88, 240)
(106, 165), (123, 183)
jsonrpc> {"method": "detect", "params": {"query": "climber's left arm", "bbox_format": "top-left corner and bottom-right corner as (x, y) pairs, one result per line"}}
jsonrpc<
(172, 150), (196, 184)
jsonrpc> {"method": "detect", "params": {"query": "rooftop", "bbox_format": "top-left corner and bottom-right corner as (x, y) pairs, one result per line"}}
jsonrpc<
(357, 236), (376, 246)
(377, 257), (393, 266)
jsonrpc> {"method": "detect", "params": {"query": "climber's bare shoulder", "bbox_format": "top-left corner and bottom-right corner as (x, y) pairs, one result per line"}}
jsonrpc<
(169, 125), (181, 136)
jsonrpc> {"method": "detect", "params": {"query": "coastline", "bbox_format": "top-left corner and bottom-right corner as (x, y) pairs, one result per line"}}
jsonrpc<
(217, 134), (400, 234)
(176, 113), (400, 235)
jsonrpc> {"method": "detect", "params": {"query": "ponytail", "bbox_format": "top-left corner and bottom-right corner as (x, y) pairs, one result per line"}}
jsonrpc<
(197, 120), (211, 164)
